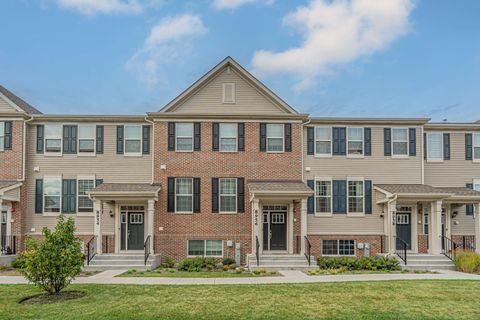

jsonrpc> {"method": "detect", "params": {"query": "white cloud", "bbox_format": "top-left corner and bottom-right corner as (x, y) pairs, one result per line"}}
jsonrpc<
(251, 0), (414, 91)
(212, 0), (274, 10)
(126, 14), (207, 87)
(56, 0), (162, 16)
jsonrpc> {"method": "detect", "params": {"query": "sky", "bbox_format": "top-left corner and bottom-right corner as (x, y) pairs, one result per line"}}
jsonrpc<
(1, 0), (480, 121)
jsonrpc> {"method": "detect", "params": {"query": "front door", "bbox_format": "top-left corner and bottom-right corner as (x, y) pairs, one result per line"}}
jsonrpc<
(396, 212), (412, 250)
(127, 212), (144, 250)
(270, 212), (287, 250)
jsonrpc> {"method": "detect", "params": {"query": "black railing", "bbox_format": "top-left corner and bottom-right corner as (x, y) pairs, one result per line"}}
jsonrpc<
(86, 236), (97, 266)
(442, 235), (457, 261)
(0, 235), (16, 255)
(395, 237), (408, 265)
(255, 236), (259, 266)
(460, 236), (475, 252)
(304, 236), (312, 266)
(144, 235), (151, 266)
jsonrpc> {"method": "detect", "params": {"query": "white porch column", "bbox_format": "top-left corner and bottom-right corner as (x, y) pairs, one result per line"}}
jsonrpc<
(387, 199), (397, 253)
(429, 200), (443, 255)
(93, 199), (103, 254)
(475, 203), (480, 254)
(300, 198), (308, 254)
(251, 198), (261, 254)
(147, 199), (155, 254)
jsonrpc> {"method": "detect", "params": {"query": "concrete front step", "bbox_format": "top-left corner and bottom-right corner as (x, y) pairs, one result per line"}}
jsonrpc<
(92, 254), (147, 260)
(399, 254), (456, 271)
(84, 265), (150, 272)
(248, 254), (316, 271)
(84, 254), (160, 271)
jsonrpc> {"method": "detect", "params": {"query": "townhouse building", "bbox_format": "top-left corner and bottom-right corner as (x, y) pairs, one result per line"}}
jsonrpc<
(1, 57), (479, 269)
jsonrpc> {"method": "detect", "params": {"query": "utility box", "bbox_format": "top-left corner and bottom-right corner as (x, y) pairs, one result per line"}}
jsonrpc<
(235, 243), (241, 267)
(363, 243), (371, 257)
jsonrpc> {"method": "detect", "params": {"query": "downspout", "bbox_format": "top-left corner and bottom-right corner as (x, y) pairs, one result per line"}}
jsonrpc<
(300, 118), (311, 182)
(22, 115), (35, 182)
(420, 126), (425, 184)
(144, 116), (155, 185)
(386, 194), (398, 255)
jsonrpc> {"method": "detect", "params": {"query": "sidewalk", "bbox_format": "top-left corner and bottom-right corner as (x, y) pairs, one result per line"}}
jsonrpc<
(1, 270), (480, 285)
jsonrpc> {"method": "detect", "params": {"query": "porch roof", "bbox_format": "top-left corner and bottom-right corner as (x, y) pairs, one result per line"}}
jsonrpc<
(0, 180), (21, 191)
(89, 183), (161, 200)
(375, 184), (480, 203)
(248, 180), (313, 197)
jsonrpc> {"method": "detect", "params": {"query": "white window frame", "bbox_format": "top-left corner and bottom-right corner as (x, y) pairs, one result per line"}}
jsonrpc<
(187, 240), (224, 257)
(124, 125), (142, 156)
(219, 123), (238, 152)
(426, 132), (443, 162)
(219, 178), (237, 214)
(322, 239), (356, 256)
(175, 178), (193, 214)
(347, 127), (364, 158)
(0, 122), (4, 152)
(43, 175), (62, 216)
(175, 123), (194, 153)
(473, 133), (480, 162)
(347, 177), (365, 216)
(222, 83), (236, 104)
(314, 177), (332, 217)
(391, 127), (409, 158)
(77, 176), (95, 216)
(44, 124), (63, 156)
(266, 123), (284, 153)
(314, 126), (332, 157)
(78, 125), (96, 155)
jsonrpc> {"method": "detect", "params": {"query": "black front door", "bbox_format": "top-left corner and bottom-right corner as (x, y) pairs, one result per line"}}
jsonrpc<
(396, 213), (411, 250)
(127, 212), (144, 250)
(269, 212), (287, 250)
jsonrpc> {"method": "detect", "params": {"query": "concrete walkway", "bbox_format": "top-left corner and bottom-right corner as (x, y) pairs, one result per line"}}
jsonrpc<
(1, 270), (480, 285)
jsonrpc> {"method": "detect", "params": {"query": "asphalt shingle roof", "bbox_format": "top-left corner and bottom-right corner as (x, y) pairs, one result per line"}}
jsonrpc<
(0, 85), (42, 114)
(248, 180), (313, 193)
(90, 183), (161, 193)
(376, 184), (480, 197)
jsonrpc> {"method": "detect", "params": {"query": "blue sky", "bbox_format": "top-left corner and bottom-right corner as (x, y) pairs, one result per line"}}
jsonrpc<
(1, 0), (480, 121)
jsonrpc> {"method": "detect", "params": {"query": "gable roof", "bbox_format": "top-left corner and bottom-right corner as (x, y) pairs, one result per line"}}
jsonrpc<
(157, 56), (298, 115)
(0, 85), (42, 114)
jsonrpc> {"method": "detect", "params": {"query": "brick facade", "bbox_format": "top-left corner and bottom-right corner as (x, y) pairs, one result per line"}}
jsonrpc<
(0, 120), (23, 180)
(307, 235), (385, 258)
(418, 235), (428, 253)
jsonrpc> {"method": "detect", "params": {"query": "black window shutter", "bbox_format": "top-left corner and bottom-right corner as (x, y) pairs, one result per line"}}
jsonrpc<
(307, 127), (314, 155)
(116, 125), (124, 154)
(168, 122), (175, 151)
(36, 125), (44, 153)
(365, 180), (372, 214)
(142, 125), (150, 154)
(284, 123), (292, 152)
(35, 179), (43, 213)
(333, 180), (347, 214)
(307, 180), (314, 214)
(212, 178), (219, 213)
(194, 123), (201, 151)
(96, 125), (104, 154)
(332, 127), (346, 155)
(466, 133), (473, 160)
(71, 125), (77, 153)
(193, 178), (201, 213)
(212, 123), (219, 151)
(3, 121), (12, 150)
(63, 125), (77, 154)
(62, 179), (76, 213)
(238, 123), (245, 151)
(364, 128), (372, 156)
(332, 127), (339, 155)
(95, 179), (103, 187)
(237, 178), (245, 213)
(443, 133), (450, 160)
(424, 132), (427, 160)
(384, 128), (392, 156)
(259, 123), (266, 152)
(409, 128), (416, 156)
(466, 183), (474, 215)
(167, 177), (175, 212)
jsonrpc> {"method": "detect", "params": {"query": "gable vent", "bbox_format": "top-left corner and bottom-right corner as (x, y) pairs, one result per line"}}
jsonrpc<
(222, 83), (235, 104)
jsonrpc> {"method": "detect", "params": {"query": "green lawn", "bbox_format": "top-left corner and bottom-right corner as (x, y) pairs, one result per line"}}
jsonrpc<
(1, 281), (480, 319)
(119, 269), (280, 278)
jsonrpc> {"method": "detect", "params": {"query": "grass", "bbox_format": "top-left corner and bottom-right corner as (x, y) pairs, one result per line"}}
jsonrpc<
(0, 268), (99, 277)
(119, 268), (280, 278)
(307, 268), (437, 276)
(1, 281), (480, 319)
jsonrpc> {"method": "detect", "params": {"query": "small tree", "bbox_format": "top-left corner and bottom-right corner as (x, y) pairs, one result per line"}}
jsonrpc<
(21, 215), (84, 295)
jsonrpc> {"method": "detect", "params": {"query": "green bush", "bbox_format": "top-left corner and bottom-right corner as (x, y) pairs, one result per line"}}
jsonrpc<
(454, 251), (480, 273)
(177, 257), (217, 272)
(222, 258), (236, 266)
(317, 256), (400, 271)
(11, 255), (26, 269)
(160, 256), (175, 268)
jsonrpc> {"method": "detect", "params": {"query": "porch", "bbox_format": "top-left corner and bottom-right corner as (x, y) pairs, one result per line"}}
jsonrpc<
(0, 180), (22, 257)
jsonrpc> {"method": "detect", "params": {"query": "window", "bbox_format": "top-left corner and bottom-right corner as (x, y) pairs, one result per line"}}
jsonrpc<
(43, 177), (61, 213)
(315, 180), (332, 214)
(124, 125), (142, 154)
(266, 124), (284, 152)
(219, 178), (237, 213)
(222, 83), (235, 103)
(78, 179), (94, 212)
(474, 133), (480, 160)
(0, 122), (4, 151)
(45, 125), (62, 153)
(347, 127), (364, 155)
(176, 123), (194, 152)
(78, 125), (95, 153)
(315, 126), (331, 156)
(392, 128), (408, 156)
(348, 180), (364, 214)
(219, 123), (237, 152)
(175, 178), (193, 213)
(322, 240), (355, 256)
(188, 240), (223, 257)
(427, 133), (443, 161)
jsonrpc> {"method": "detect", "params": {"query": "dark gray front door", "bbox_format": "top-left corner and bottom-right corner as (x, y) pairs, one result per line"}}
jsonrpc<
(269, 212), (287, 251)
(127, 212), (144, 250)
(396, 213), (411, 250)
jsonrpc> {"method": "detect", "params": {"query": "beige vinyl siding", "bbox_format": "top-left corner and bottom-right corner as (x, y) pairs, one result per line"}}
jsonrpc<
(25, 124), (152, 234)
(171, 67), (286, 114)
(3, 188), (20, 201)
(451, 206), (475, 235)
(0, 96), (17, 113)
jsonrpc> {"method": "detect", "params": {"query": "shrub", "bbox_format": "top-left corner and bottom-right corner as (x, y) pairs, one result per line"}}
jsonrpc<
(160, 256), (175, 268)
(454, 251), (480, 273)
(11, 255), (26, 270)
(222, 258), (236, 266)
(20, 215), (84, 295)
(316, 256), (400, 271)
(177, 257), (217, 272)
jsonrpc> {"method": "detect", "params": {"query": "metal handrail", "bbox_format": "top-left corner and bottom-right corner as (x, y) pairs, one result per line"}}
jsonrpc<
(442, 235), (457, 261)
(255, 236), (259, 266)
(144, 235), (151, 266)
(0, 235), (16, 255)
(461, 236), (475, 252)
(304, 236), (312, 266)
(86, 236), (97, 265)
(395, 237), (408, 265)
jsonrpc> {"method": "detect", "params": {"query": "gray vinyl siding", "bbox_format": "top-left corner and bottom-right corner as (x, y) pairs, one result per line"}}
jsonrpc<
(24, 123), (152, 234)
(451, 206), (474, 235)
(0, 96), (16, 113)
(171, 67), (286, 114)
(3, 188), (20, 200)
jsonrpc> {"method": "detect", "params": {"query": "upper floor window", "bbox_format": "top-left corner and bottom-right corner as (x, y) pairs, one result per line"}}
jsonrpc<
(315, 180), (332, 214)
(78, 178), (94, 212)
(347, 127), (363, 155)
(474, 133), (480, 160)
(44, 177), (61, 213)
(176, 123), (194, 152)
(266, 124), (284, 152)
(222, 83), (235, 104)
(78, 125), (95, 153)
(315, 126), (331, 156)
(175, 178), (193, 213)
(392, 128), (408, 156)
(0, 122), (4, 151)
(219, 178), (237, 213)
(45, 125), (62, 153)
(427, 133), (443, 161)
(348, 180), (364, 214)
(124, 125), (142, 155)
(219, 123), (237, 152)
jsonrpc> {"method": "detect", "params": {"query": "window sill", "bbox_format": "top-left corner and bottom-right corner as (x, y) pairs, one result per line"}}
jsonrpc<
(77, 153), (96, 157)
(219, 212), (238, 215)
(123, 153), (143, 157)
(43, 152), (63, 157)
(219, 150), (238, 153)
(391, 155), (409, 159)
(426, 159), (444, 163)
(347, 213), (366, 217)
(266, 151), (285, 154)
(77, 212), (95, 217)
(314, 213), (333, 217)
(42, 212), (61, 217)
(314, 154), (332, 158)
(174, 212), (194, 215)
(346, 154), (365, 159)
(175, 150), (194, 153)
